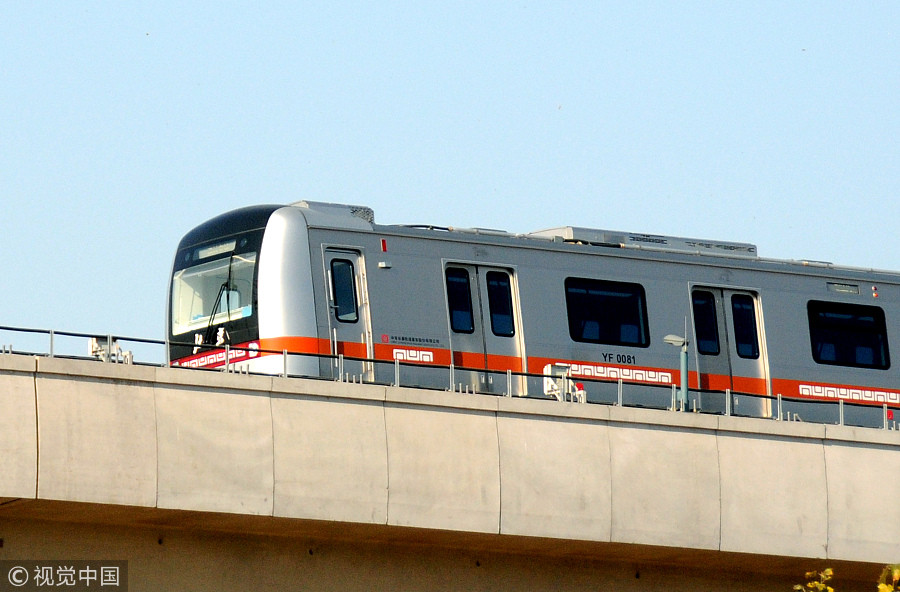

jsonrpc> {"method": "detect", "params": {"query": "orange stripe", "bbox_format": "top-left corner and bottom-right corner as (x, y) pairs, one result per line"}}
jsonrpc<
(172, 339), (899, 408)
(372, 344), (453, 365)
(336, 341), (368, 358)
(528, 356), (675, 387)
(772, 377), (900, 406)
(447, 352), (525, 373)
(696, 373), (768, 395)
(697, 373), (731, 391)
(171, 340), (263, 369)
(258, 336), (330, 355)
(452, 351), (485, 369)
(259, 336), (525, 372)
(731, 375), (768, 396)
(486, 353), (524, 373)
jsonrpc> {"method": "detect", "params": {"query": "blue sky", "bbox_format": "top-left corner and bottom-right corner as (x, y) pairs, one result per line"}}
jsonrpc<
(3, 2), (899, 356)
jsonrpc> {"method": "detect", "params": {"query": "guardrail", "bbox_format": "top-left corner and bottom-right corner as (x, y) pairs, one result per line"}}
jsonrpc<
(0, 325), (165, 366)
(1, 325), (897, 430)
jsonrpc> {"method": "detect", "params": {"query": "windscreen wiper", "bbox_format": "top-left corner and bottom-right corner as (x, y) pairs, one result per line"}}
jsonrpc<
(203, 253), (234, 347)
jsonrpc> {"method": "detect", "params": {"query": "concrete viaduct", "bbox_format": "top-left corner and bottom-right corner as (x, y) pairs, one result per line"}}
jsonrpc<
(1, 353), (899, 591)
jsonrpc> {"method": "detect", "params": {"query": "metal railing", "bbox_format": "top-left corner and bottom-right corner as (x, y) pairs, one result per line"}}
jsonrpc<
(0, 325), (165, 365)
(1, 325), (897, 430)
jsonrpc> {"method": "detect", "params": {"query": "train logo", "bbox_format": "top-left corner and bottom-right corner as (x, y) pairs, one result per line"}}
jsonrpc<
(392, 348), (435, 363)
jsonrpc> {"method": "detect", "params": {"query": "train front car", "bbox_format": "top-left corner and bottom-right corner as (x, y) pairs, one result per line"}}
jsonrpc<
(167, 205), (282, 370)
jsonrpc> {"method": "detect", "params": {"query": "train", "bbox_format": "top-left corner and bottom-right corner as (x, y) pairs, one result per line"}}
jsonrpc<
(167, 200), (899, 421)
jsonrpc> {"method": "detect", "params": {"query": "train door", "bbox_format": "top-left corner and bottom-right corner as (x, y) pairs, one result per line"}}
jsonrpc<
(690, 287), (770, 415)
(324, 248), (372, 381)
(444, 263), (524, 394)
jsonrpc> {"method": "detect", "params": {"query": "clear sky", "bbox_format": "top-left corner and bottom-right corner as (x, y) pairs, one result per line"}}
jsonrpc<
(3, 2), (899, 357)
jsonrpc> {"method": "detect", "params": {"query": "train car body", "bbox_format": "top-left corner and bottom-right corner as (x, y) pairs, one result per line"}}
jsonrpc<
(168, 201), (900, 422)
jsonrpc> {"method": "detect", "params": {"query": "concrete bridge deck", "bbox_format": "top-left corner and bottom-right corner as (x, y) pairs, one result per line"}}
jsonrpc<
(1, 353), (898, 590)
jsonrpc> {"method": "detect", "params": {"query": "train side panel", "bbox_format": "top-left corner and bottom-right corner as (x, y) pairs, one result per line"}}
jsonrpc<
(170, 201), (900, 421)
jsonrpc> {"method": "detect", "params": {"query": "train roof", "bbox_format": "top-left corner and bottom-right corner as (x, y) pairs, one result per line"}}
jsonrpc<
(527, 226), (758, 258)
(290, 201), (900, 281)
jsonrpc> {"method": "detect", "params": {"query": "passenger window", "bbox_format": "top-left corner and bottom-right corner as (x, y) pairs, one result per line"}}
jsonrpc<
(808, 301), (890, 369)
(446, 267), (474, 333)
(692, 290), (720, 355)
(731, 294), (760, 359)
(330, 259), (358, 323)
(564, 278), (649, 347)
(486, 271), (515, 337)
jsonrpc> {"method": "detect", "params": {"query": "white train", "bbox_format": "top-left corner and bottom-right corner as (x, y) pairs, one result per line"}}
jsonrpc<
(167, 201), (899, 424)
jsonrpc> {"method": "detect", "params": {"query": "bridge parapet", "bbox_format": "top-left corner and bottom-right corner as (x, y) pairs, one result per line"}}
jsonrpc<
(1, 353), (899, 570)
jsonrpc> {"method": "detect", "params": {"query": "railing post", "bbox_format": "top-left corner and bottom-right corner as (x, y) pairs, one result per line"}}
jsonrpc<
(777, 394), (783, 421)
(725, 388), (732, 416)
(617, 379), (623, 407)
(338, 354), (345, 382)
(224, 345), (230, 372)
(838, 399), (845, 426)
(506, 369), (512, 397)
(49, 329), (54, 358)
(884, 404), (889, 430)
(283, 349), (288, 378)
(394, 358), (400, 387)
(449, 364), (455, 392)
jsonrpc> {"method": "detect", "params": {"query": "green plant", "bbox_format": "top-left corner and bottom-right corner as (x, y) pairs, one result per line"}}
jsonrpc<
(792, 564), (900, 591)
(793, 568), (833, 592)
(877, 564), (900, 592)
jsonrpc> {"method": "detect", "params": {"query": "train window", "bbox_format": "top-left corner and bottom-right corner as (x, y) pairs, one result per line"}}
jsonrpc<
(564, 278), (649, 347)
(171, 252), (257, 337)
(486, 271), (515, 337)
(692, 290), (720, 355)
(731, 295), (760, 359)
(330, 259), (358, 323)
(808, 301), (889, 369)
(446, 267), (475, 333)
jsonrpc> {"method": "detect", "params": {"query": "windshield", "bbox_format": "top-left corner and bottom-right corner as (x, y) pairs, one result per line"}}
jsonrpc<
(171, 244), (258, 338)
